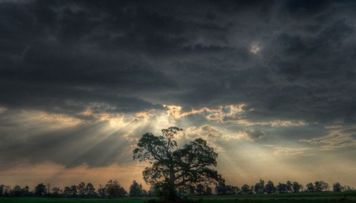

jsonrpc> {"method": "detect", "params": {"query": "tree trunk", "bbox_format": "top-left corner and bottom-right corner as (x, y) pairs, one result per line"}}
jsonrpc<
(167, 166), (177, 201)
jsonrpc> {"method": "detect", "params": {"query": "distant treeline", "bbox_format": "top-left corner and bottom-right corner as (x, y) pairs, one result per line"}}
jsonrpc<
(0, 179), (354, 198)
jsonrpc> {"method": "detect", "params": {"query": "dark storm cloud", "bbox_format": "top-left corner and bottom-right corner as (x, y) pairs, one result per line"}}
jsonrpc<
(1, 0), (356, 167)
(161, 0), (356, 123)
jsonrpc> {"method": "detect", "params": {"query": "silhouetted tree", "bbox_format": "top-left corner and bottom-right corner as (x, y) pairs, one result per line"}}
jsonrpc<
(215, 182), (227, 195)
(85, 183), (96, 197)
(215, 182), (238, 195)
(226, 185), (239, 195)
(333, 182), (343, 192)
(276, 183), (288, 193)
(1, 185), (11, 196)
(35, 183), (47, 196)
(343, 185), (353, 192)
(0, 185), (4, 196)
(315, 181), (328, 192)
(51, 187), (61, 197)
(77, 182), (86, 197)
(12, 185), (23, 196)
(97, 185), (106, 198)
(105, 180), (127, 198)
(264, 180), (276, 194)
(133, 127), (222, 200)
(306, 182), (315, 192)
(286, 181), (293, 192)
(254, 179), (265, 194)
(63, 186), (70, 197)
(148, 184), (161, 197)
(129, 180), (143, 197)
(23, 186), (30, 196)
(0, 177), (350, 199)
(63, 185), (77, 197)
(292, 181), (302, 193)
(241, 184), (251, 194)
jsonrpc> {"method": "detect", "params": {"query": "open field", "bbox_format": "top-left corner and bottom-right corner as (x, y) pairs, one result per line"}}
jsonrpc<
(0, 198), (143, 203)
(1, 192), (356, 203)
(198, 193), (356, 203)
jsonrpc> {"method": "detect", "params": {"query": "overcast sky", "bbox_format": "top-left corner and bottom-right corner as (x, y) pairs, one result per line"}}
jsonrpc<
(0, 0), (356, 189)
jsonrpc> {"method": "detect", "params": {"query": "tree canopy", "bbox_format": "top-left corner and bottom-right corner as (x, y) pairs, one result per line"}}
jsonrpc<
(133, 127), (222, 200)
(129, 181), (144, 197)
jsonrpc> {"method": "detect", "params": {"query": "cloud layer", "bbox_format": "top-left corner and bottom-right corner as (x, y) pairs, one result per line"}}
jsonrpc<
(1, 0), (356, 187)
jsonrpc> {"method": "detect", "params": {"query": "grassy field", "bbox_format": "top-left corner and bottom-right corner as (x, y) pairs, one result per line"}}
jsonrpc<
(0, 198), (143, 203)
(1, 192), (356, 203)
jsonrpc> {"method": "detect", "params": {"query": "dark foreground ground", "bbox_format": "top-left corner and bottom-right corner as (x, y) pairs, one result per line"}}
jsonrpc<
(1, 192), (356, 203)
